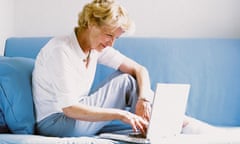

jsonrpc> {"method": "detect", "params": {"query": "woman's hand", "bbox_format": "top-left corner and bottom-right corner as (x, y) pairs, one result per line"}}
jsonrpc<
(63, 104), (149, 135)
(119, 110), (149, 136)
(135, 99), (152, 121)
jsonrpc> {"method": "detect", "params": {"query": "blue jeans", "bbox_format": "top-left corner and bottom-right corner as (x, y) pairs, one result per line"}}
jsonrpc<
(36, 71), (140, 137)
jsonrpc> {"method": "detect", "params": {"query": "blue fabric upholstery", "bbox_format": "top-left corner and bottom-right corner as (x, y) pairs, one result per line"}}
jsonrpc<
(0, 56), (35, 134)
(1, 37), (240, 143)
(93, 38), (240, 126)
(5, 37), (240, 126)
(3, 37), (240, 126)
(0, 108), (10, 133)
(4, 37), (51, 59)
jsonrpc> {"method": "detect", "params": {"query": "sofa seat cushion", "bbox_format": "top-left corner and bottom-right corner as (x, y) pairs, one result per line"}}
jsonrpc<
(0, 56), (35, 134)
(0, 134), (119, 144)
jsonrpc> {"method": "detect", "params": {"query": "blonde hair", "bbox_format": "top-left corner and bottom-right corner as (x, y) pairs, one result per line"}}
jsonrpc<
(76, 0), (135, 34)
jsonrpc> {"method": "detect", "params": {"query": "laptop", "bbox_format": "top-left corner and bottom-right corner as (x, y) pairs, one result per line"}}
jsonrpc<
(99, 83), (190, 144)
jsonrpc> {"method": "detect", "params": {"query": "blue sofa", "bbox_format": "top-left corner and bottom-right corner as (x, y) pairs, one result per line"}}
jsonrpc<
(0, 36), (240, 143)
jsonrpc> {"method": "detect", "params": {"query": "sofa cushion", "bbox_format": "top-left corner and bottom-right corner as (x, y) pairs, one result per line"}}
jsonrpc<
(0, 56), (35, 134)
(0, 108), (10, 133)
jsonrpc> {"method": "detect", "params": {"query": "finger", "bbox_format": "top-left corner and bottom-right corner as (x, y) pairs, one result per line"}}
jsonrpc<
(135, 119), (145, 135)
(137, 118), (149, 135)
(143, 106), (151, 121)
(144, 112), (150, 122)
(130, 119), (138, 132)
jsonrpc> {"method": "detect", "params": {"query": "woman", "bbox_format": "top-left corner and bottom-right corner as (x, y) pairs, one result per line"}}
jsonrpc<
(32, 0), (153, 137)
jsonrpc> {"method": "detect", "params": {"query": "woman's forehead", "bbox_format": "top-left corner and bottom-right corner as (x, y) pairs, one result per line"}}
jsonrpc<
(101, 26), (124, 34)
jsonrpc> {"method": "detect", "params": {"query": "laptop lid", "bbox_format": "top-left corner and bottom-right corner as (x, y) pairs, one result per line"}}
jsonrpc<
(147, 83), (190, 143)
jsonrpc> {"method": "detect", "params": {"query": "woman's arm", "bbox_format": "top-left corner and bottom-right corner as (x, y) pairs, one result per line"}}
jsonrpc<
(118, 57), (153, 121)
(118, 57), (152, 101)
(62, 104), (148, 134)
(63, 104), (124, 121)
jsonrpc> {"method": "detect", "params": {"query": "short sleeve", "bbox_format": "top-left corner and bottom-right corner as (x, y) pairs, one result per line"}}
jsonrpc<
(98, 47), (126, 69)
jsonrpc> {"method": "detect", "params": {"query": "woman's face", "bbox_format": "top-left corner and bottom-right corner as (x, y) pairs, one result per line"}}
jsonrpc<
(89, 25), (124, 52)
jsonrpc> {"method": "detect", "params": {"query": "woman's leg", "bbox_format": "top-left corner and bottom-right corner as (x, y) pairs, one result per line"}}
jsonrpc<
(36, 113), (76, 137)
(73, 71), (140, 136)
(37, 71), (140, 137)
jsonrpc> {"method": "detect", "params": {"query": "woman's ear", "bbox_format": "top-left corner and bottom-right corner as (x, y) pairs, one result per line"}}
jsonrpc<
(88, 23), (96, 30)
(86, 23), (95, 34)
(88, 23), (93, 29)
(88, 24), (102, 34)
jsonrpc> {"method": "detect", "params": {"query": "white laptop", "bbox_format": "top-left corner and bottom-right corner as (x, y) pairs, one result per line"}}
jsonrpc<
(99, 83), (190, 144)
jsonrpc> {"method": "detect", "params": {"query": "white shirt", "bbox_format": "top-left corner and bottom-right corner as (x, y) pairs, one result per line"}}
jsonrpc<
(32, 33), (125, 122)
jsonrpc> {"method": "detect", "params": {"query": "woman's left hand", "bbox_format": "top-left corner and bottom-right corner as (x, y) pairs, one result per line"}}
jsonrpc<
(135, 99), (151, 122)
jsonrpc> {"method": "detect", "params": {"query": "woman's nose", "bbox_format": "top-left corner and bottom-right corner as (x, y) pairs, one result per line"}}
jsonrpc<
(106, 39), (115, 47)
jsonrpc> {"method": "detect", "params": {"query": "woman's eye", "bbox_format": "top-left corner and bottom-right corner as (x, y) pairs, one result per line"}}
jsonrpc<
(104, 33), (112, 37)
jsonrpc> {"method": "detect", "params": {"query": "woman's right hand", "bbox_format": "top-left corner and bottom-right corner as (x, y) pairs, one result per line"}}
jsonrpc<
(119, 110), (149, 136)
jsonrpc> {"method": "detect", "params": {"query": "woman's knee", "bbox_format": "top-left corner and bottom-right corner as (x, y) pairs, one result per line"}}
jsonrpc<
(117, 73), (137, 89)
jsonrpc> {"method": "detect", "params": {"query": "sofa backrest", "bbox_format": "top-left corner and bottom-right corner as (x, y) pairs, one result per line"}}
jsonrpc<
(4, 37), (240, 127)
(4, 37), (51, 59)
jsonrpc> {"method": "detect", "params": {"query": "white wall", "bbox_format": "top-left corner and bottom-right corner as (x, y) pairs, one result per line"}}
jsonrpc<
(127, 0), (240, 38)
(14, 0), (240, 38)
(1, 0), (240, 54)
(14, 0), (85, 37)
(0, 0), (15, 56)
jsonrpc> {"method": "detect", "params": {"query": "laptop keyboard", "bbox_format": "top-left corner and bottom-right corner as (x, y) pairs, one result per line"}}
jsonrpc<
(99, 133), (150, 144)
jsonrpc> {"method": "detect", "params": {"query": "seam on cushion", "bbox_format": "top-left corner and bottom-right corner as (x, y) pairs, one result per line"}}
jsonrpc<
(0, 84), (18, 123)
